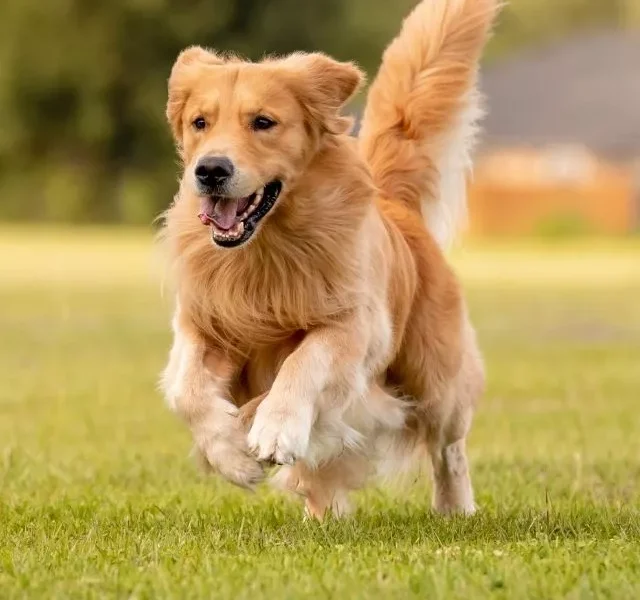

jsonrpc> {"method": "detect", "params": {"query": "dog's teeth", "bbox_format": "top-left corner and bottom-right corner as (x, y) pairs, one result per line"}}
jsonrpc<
(213, 220), (244, 241)
(238, 188), (265, 221)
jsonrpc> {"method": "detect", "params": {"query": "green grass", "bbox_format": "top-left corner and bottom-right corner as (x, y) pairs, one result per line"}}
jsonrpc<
(1, 227), (639, 599)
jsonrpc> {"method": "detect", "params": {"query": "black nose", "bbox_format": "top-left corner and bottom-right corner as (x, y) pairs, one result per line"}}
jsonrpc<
(195, 156), (235, 188)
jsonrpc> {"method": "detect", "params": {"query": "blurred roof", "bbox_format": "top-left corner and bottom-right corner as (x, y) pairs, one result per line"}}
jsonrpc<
(480, 30), (640, 159)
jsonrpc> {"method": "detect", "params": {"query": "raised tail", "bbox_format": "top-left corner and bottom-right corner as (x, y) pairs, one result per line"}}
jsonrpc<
(359, 0), (499, 248)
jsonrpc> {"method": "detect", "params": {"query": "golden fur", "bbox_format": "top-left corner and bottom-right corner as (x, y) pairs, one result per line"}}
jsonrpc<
(161, 0), (498, 518)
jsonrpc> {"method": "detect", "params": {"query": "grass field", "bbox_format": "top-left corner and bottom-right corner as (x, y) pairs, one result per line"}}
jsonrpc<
(1, 227), (639, 599)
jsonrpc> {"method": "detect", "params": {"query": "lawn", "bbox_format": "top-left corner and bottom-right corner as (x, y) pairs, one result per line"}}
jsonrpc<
(1, 227), (639, 599)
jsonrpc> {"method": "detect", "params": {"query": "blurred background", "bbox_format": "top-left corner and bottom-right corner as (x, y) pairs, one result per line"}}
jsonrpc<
(0, 0), (638, 231)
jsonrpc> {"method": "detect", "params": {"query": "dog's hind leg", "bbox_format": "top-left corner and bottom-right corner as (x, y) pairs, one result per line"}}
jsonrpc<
(428, 322), (484, 515)
(429, 425), (476, 515)
(391, 291), (484, 516)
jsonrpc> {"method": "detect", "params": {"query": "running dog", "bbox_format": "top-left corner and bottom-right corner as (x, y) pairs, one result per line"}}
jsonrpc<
(161, 0), (498, 519)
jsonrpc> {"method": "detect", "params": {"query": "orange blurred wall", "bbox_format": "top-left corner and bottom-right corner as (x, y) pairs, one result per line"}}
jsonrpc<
(467, 146), (636, 236)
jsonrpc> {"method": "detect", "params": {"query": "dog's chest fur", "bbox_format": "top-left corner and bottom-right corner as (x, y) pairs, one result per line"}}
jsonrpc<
(228, 333), (305, 403)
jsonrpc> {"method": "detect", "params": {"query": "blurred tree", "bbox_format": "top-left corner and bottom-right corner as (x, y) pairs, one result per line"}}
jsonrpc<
(487, 0), (627, 59)
(0, 0), (635, 223)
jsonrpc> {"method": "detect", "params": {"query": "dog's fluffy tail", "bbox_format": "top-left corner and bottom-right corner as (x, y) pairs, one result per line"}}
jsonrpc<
(359, 0), (498, 248)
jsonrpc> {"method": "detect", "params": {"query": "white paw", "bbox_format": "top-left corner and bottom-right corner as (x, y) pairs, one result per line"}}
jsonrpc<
(248, 400), (313, 465)
(195, 420), (264, 489)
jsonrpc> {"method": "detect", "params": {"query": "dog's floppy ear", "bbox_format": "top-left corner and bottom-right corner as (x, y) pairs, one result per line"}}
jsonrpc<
(167, 46), (224, 143)
(282, 52), (365, 135)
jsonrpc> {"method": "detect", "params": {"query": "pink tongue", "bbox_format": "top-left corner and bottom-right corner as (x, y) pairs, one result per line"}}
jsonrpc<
(212, 198), (239, 230)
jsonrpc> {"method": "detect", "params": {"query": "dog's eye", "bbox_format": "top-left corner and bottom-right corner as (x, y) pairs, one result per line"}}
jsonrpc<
(192, 117), (207, 131)
(252, 116), (277, 131)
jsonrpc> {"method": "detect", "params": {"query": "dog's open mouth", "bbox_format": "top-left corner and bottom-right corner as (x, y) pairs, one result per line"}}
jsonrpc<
(198, 180), (282, 247)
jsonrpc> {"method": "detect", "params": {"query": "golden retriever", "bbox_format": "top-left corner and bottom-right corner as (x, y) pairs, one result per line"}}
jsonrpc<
(161, 0), (498, 519)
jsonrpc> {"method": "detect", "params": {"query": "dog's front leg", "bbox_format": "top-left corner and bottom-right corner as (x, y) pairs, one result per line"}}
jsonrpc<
(161, 305), (263, 488)
(247, 315), (378, 466)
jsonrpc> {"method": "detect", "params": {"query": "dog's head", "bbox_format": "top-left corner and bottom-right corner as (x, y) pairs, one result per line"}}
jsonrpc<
(167, 47), (364, 248)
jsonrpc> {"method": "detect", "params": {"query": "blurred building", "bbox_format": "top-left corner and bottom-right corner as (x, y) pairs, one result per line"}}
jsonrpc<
(470, 31), (640, 236)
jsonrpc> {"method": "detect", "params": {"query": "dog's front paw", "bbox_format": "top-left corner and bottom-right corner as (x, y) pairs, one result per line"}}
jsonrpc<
(195, 420), (264, 489)
(247, 398), (313, 465)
